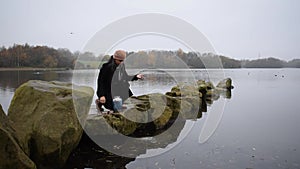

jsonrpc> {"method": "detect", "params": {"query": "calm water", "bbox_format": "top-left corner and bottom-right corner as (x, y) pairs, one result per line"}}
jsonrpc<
(1, 68), (300, 169)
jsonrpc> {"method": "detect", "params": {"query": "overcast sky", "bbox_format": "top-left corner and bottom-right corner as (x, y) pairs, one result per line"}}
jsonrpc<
(0, 0), (299, 60)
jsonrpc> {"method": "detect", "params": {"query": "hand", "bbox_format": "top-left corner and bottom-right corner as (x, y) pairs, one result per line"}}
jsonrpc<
(99, 96), (106, 103)
(136, 74), (144, 80)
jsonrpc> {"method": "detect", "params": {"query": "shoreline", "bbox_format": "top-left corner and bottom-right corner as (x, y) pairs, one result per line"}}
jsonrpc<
(0, 67), (299, 72)
(0, 67), (71, 71)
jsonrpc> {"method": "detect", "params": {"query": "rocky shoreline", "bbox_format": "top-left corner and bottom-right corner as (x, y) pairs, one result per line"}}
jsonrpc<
(0, 78), (233, 169)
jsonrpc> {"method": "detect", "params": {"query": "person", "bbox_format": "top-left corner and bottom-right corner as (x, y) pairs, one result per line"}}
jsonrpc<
(96, 50), (143, 112)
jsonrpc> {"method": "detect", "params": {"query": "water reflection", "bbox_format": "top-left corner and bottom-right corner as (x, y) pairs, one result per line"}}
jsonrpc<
(0, 70), (73, 90)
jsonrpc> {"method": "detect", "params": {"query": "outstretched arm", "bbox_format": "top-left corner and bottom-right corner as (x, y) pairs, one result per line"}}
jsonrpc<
(121, 64), (144, 81)
(125, 72), (144, 81)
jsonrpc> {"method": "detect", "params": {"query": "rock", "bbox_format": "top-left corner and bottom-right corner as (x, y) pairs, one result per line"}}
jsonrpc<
(218, 89), (232, 99)
(125, 93), (174, 130)
(7, 80), (93, 169)
(216, 78), (233, 89)
(148, 93), (173, 129)
(205, 81), (215, 90)
(84, 115), (117, 136)
(171, 86), (180, 93)
(0, 104), (36, 169)
(84, 78), (234, 143)
(104, 114), (138, 136)
(85, 93), (175, 137)
(68, 78), (234, 164)
(166, 95), (181, 111)
(206, 89), (220, 99)
(84, 113), (138, 136)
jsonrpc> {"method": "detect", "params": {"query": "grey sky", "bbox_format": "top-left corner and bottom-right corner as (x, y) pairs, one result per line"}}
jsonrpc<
(0, 0), (299, 60)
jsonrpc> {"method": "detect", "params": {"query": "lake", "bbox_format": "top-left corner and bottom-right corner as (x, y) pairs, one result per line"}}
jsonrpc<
(1, 68), (300, 169)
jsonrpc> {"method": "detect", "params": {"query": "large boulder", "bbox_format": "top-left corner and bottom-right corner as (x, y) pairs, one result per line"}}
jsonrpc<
(7, 80), (93, 169)
(0, 104), (36, 169)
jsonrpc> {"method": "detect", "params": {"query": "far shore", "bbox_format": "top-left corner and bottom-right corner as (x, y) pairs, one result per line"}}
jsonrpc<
(1, 67), (299, 72)
(0, 67), (71, 71)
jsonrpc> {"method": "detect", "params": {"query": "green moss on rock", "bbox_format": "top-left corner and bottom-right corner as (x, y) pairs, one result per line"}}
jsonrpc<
(0, 104), (36, 169)
(7, 80), (93, 169)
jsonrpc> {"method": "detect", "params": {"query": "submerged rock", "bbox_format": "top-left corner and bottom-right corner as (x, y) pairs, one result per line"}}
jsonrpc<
(0, 104), (36, 169)
(7, 80), (93, 169)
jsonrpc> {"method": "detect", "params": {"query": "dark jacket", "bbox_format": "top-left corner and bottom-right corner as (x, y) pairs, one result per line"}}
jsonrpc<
(97, 56), (138, 109)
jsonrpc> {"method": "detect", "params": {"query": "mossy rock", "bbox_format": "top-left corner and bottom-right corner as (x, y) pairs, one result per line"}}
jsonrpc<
(166, 95), (181, 112)
(0, 104), (36, 169)
(104, 114), (138, 136)
(165, 91), (181, 97)
(129, 93), (174, 130)
(7, 80), (93, 169)
(171, 86), (181, 93)
(216, 78), (233, 89)
(205, 81), (215, 90)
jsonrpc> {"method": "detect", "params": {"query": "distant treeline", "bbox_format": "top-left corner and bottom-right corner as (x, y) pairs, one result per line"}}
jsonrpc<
(0, 44), (75, 68)
(1, 44), (300, 69)
(241, 57), (300, 68)
(124, 50), (241, 69)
